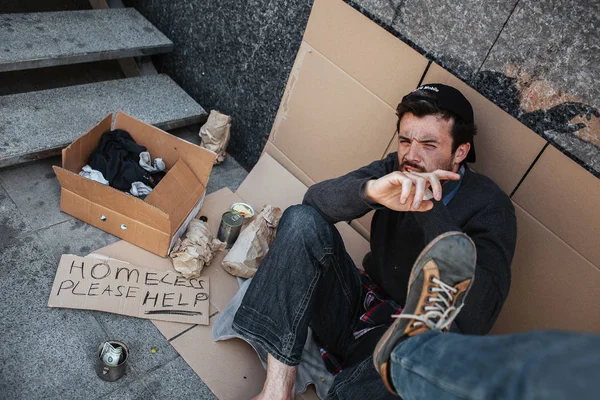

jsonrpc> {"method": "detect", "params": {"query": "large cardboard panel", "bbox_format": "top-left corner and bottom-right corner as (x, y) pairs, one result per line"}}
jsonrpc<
(422, 63), (547, 195)
(171, 323), (266, 400)
(303, 0), (428, 108)
(262, 140), (315, 188)
(491, 204), (600, 334)
(48, 254), (210, 325)
(512, 145), (600, 267)
(114, 111), (216, 186)
(270, 42), (398, 184)
(236, 152), (309, 211)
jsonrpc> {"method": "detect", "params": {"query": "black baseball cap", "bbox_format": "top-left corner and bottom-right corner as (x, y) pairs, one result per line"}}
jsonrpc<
(401, 83), (476, 163)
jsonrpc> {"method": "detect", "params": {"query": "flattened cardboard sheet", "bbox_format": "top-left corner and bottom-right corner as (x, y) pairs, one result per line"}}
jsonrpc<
(512, 145), (600, 267)
(170, 324), (267, 400)
(269, 42), (397, 184)
(48, 255), (210, 325)
(304, 0), (428, 108)
(90, 160), (367, 399)
(491, 205), (600, 334)
(262, 140), (315, 188)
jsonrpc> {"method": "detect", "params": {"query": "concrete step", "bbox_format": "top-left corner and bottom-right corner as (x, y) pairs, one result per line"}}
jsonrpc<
(0, 74), (207, 168)
(0, 8), (173, 72)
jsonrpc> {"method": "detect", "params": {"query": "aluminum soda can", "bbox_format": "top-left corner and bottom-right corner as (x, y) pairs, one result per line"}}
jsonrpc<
(217, 211), (243, 249)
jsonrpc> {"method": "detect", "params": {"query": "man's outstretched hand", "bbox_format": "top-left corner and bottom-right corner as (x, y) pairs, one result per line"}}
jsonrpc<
(363, 170), (460, 212)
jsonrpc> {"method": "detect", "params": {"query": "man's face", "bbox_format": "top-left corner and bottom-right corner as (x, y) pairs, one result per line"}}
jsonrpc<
(397, 112), (461, 173)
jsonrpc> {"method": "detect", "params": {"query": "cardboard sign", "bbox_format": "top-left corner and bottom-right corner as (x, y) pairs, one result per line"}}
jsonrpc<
(48, 255), (209, 325)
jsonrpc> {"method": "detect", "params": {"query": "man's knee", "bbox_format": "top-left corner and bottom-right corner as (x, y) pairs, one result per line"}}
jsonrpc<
(278, 205), (332, 244)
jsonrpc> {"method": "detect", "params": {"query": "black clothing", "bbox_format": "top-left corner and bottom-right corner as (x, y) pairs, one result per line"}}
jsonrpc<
(303, 152), (517, 335)
(88, 129), (152, 191)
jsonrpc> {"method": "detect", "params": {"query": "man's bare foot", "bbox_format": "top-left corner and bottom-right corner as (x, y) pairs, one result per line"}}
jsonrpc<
(252, 354), (297, 400)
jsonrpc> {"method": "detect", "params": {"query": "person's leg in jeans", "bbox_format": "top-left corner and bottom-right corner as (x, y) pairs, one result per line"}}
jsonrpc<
(373, 231), (478, 393)
(233, 204), (367, 398)
(389, 329), (600, 400)
(327, 354), (397, 400)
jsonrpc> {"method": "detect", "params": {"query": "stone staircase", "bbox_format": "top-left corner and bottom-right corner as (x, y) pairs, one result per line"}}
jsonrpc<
(0, 4), (207, 168)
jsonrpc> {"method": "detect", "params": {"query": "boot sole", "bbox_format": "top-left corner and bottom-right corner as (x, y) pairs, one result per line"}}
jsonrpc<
(373, 232), (476, 392)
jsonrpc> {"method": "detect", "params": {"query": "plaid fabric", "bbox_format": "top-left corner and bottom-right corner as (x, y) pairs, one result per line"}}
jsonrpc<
(317, 270), (403, 375)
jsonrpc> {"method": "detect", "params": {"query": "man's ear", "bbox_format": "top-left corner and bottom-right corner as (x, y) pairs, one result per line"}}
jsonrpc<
(453, 142), (471, 165)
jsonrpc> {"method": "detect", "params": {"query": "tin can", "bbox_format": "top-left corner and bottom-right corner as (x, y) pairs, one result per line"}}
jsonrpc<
(231, 202), (255, 219)
(217, 211), (243, 249)
(95, 340), (129, 382)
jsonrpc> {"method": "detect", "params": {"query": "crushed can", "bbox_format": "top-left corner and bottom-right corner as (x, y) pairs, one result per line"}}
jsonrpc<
(95, 340), (129, 382)
(217, 211), (243, 249)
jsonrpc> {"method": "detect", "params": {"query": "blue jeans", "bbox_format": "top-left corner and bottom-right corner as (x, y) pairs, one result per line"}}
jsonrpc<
(391, 330), (600, 399)
(233, 205), (395, 399)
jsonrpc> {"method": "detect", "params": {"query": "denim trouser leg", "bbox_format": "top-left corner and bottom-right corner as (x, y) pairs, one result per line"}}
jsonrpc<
(232, 205), (364, 366)
(391, 330), (600, 400)
(326, 356), (397, 400)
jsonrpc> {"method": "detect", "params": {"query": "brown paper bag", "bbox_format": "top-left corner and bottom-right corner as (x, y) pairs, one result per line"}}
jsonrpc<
(199, 110), (232, 165)
(221, 205), (282, 278)
(170, 219), (226, 278)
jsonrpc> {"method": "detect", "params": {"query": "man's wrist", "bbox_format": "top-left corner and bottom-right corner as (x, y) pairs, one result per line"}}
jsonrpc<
(361, 180), (376, 204)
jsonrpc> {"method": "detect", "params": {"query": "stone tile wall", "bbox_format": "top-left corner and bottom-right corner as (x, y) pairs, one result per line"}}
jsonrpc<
(124, 0), (312, 171)
(348, 0), (600, 176)
(126, 0), (598, 176)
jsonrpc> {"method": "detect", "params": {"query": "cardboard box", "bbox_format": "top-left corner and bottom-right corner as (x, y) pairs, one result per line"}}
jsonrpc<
(53, 112), (216, 257)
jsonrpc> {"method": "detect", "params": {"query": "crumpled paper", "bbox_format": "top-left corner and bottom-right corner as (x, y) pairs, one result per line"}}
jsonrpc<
(221, 205), (282, 278)
(170, 219), (226, 278)
(199, 110), (232, 165)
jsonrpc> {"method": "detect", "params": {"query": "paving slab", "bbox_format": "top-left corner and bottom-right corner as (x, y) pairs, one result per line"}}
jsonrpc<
(0, 233), (140, 400)
(100, 357), (216, 400)
(0, 182), (32, 247)
(0, 74), (207, 168)
(0, 156), (71, 231)
(0, 8), (172, 72)
(1, 152), (248, 399)
(0, 60), (124, 96)
(206, 156), (248, 195)
(37, 219), (120, 263)
(93, 312), (180, 376)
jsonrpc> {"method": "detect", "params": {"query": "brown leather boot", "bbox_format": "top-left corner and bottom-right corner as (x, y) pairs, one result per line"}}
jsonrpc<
(373, 231), (477, 395)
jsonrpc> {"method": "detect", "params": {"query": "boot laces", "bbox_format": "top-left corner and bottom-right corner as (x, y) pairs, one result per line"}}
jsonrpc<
(393, 277), (463, 331)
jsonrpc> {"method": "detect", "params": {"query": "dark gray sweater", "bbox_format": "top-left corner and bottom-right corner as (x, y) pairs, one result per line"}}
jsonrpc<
(303, 152), (517, 335)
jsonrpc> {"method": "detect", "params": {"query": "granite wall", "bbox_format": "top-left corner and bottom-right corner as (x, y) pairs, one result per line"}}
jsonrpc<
(350, 0), (600, 176)
(123, 0), (312, 171)
(125, 0), (598, 176)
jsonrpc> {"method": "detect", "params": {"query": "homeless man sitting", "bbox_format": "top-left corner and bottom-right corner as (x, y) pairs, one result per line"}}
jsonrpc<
(232, 83), (517, 399)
